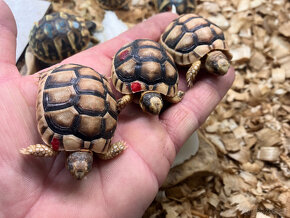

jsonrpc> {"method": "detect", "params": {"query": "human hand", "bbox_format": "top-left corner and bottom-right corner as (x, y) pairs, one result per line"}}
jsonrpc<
(0, 1), (234, 217)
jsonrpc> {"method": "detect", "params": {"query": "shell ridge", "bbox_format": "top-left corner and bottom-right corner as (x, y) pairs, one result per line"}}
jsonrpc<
(176, 15), (202, 25)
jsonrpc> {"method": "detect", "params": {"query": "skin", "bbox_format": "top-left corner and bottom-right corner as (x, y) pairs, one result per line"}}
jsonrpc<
(0, 1), (235, 218)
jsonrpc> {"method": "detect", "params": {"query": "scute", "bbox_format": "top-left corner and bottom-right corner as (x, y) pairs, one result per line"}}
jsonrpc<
(37, 64), (118, 152)
(157, 0), (196, 14)
(29, 12), (91, 64)
(112, 39), (179, 97)
(160, 13), (231, 65)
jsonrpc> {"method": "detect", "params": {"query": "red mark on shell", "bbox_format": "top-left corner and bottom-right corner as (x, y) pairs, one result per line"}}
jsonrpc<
(131, 82), (142, 93)
(51, 138), (60, 151)
(119, 50), (130, 61)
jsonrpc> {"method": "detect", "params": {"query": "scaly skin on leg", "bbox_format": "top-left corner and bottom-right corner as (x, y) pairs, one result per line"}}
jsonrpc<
(19, 144), (57, 157)
(90, 36), (99, 44)
(117, 94), (134, 112)
(164, 90), (184, 103)
(186, 60), (201, 87)
(97, 141), (127, 160)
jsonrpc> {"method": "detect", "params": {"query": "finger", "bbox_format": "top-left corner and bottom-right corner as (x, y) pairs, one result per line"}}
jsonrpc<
(160, 67), (235, 149)
(0, 0), (17, 66)
(62, 12), (178, 76)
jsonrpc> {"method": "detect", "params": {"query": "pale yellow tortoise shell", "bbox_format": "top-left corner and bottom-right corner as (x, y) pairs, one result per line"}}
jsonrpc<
(160, 13), (232, 66)
(37, 64), (118, 154)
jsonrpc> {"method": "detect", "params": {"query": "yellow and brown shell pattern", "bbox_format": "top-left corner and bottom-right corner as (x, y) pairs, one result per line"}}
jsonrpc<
(112, 39), (179, 97)
(160, 14), (232, 66)
(37, 64), (118, 154)
(157, 0), (196, 14)
(29, 12), (91, 64)
(96, 0), (129, 10)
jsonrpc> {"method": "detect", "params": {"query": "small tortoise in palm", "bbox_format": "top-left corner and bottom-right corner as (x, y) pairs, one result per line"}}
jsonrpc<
(160, 14), (232, 87)
(96, 0), (130, 10)
(20, 64), (126, 180)
(156, 0), (196, 14)
(29, 12), (98, 64)
(112, 39), (184, 115)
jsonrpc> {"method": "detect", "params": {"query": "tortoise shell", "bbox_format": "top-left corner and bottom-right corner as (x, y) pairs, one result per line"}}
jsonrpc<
(111, 39), (179, 97)
(37, 64), (118, 154)
(157, 0), (196, 14)
(29, 12), (93, 64)
(160, 14), (232, 66)
(96, 0), (129, 10)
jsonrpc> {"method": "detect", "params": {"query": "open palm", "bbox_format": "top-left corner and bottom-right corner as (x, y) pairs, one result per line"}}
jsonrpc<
(0, 1), (234, 217)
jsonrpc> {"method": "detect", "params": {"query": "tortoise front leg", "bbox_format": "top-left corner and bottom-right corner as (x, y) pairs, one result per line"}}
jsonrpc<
(186, 60), (201, 87)
(117, 94), (134, 113)
(97, 141), (127, 160)
(20, 144), (57, 157)
(90, 36), (99, 44)
(164, 90), (185, 103)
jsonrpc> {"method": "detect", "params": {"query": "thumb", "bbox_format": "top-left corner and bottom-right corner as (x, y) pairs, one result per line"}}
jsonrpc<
(0, 0), (17, 68)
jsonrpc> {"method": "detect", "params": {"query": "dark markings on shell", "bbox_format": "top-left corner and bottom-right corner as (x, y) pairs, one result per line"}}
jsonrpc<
(40, 125), (48, 134)
(158, 0), (196, 14)
(97, 0), (128, 9)
(162, 14), (225, 54)
(29, 12), (90, 63)
(114, 39), (178, 87)
(43, 64), (117, 141)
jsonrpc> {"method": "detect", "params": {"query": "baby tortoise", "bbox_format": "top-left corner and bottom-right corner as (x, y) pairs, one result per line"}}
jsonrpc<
(112, 39), (184, 115)
(20, 64), (126, 180)
(96, 0), (130, 10)
(29, 12), (98, 64)
(160, 14), (232, 87)
(156, 0), (196, 14)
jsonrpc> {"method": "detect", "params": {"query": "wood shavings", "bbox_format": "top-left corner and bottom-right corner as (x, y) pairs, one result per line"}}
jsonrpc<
(227, 147), (251, 163)
(19, 0), (290, 217)
(249, 52), (266, 71)
(257, 147), (281, 162)
(229, 193), (256, 213)
(255, 128), (282, 147)
(272, 68), (286, 83)
(207, 14), (229, 29)
(256, 212), (271, 218)
(269, 35), (290, 60)
(278, 21), (290, 37)
(162, 133), (220, 188)
(230, 45), (251, 62)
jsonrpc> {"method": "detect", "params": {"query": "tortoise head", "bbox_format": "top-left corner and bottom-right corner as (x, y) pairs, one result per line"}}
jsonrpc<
(85, 21), (97, 35)
(205, 51), (231, 76)
(67, 151), (93, 180)
(139, 91), (163, 115)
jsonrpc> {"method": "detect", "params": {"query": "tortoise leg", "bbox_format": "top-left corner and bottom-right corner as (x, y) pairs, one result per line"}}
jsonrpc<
(97, 141), (127, 160)
(117, 94), (134, 113)
(205, 51), (230, 76)
(164, 90), (185, 103)
(90, 36), (99, 44)
(25, 46), (37, 75)
(186, 60), (201, 87)
(20, 144), (57, 157)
